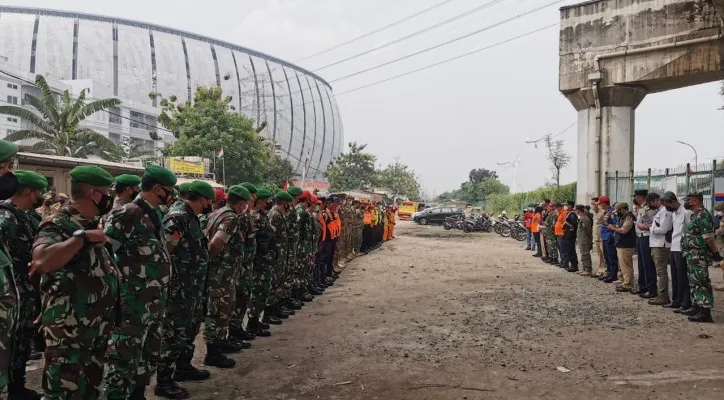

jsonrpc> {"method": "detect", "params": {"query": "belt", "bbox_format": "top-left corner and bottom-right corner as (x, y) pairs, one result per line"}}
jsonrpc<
(637, 233), (650, 238)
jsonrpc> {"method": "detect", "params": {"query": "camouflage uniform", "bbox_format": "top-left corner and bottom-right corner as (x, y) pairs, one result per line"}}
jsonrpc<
(0, 201), (38, 389)
(681, 208), (715, 308)
(249, 209), (275, 322)
(230, 210), (256, 333)
(203, 206), (244, 344)
(543, 210), (559, 262)
(103, 198), (172, 399)
(295, 204), (312, 292)
(35, 206), (119, 400)
(268, 207), (288, 306)
(577, 213), (593, 273)
(157, 201), (209, 378)
(285, 205), (299, 297)
(0, 244), (17, 397)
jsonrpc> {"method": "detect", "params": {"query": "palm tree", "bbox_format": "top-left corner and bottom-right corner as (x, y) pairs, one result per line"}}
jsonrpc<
(0, 74), (122, 160)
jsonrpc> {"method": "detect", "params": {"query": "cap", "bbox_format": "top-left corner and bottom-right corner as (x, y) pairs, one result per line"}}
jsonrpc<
(276, 191), (293, 202)
(287, 186), (303, 197)
(144, 165), (177, 186)
(115, 174), (142, 187)
(597, 195), (610, 204)
(0, 140), (19, 162)
(240, 182), (258, 194)
(300, 190), (311, 200)
(714, 201), (724, 212)
(13, 170), (48, 190)
(645, 192), (660, 202)
(633, 189), (649, 197)
(69, 166), (114, 187)
(214, 188), (227, 202)
(256, 188), (273, 200)
(574, 204), (585, 212)
(178, 182), (192, 195)
(227, 185), (251, 201)
(615, 202), (629, 210)
(187, 181), (216, 200)
(685, 191), (704, 199)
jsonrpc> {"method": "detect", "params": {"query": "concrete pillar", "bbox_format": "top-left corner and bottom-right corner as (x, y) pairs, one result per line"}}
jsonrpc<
(565, 86), (647, 204)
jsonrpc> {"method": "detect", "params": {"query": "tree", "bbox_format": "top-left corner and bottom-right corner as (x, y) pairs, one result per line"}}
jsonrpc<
(439, 168), (509, 204)
(544, 134), (572, 191)
(469, 168), (498, 184)
(325, 142), (378, 191)
(0, 74), (122, 160)
(154, 86), (280, 185)
(377, 160), (421, 200)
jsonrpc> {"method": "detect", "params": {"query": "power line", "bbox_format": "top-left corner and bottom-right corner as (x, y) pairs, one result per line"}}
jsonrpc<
(313, 0), (510, 72)
(296, 0), (459, 63)
(329, 0), (565, 84)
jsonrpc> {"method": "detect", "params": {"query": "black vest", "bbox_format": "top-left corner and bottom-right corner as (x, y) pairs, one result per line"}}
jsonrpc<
(614, 212), (636, 248)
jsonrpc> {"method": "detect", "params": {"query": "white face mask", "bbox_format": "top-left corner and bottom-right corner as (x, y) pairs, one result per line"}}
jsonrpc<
(717, 211), (723, 217)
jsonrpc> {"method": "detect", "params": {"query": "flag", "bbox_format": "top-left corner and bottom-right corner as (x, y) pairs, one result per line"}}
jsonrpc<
(283, 178), (289, 190)
(218, 146), (224, 157)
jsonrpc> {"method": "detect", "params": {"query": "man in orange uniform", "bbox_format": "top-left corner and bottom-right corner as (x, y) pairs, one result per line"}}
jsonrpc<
(361, 202), (373, 253)
(554, 202), (567, 268)
(387, 206), (396, 240)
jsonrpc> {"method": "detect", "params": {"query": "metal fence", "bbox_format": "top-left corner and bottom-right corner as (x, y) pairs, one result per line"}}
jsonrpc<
(605, 160), (724, 209)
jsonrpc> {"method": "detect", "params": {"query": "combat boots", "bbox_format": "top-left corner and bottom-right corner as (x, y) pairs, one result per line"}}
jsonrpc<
(287, 298), (304, 310)
(130, 386), (150, 400)
(299, 291), (315, 302)
(248, 319), (271, 337)
(174, 357), (211, 381)
(217, 338), (245, 353)
(229, 327), (256, 341)
(688, 308), (714, 323)
(309, 286), (324, 296)
(204, 344), (236, 368)
(8, 368), (42, 400)
(155, 371), (190, 399)
(262, 313), (282, 325)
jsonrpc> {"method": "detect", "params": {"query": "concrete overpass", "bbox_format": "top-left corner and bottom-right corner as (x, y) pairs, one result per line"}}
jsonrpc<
(559, 0), (724, 202)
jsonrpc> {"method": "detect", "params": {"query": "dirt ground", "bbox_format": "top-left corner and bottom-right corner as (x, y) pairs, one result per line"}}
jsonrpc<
(28, 221), (724, 399)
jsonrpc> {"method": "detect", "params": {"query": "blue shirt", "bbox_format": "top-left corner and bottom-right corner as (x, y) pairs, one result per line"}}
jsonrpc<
(601, 207), (616, 241)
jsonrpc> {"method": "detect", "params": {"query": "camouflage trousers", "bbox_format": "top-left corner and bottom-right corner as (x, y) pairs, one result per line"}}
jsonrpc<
(294, 248), (311, 292)
(230, 262), (253, 331)
(249, 252), (275, 321)
(157, 264), (207, 377)
(269, 248), (288, 305)
(9, 285), (37, 385)
(0, 265), (17, 396)
(204, 260), (241, 345)
(42, 335), (109, 400)
(685, 254), (713, 308)
(578, 242), (593, 273)
(104, 277), (167, 399)
(544, 232), (559, 261)
(286, 243), (298, 296)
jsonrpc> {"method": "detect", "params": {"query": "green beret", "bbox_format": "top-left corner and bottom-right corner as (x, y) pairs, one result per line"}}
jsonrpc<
(115, 174), (141, 187)
(256, 188), (273, 200)
(276, 191), (293, 202)
(188, 180), (216, 200)
(13, 170), (47, 190)
(228, 185), (251, 201)
(178, 182), (192, 195)
(240, 182), (258, 194)
(287, 186), (303, 196)
(69, 165), (114, 187)
(144, 165), (177, 186)
(0, 140), (18, 162)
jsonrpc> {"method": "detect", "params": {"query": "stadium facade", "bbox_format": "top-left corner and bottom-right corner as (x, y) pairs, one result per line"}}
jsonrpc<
(0, 6), (343, 180)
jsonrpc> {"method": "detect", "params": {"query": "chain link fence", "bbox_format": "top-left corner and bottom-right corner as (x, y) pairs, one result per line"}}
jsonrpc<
(605, 160), (724, 209)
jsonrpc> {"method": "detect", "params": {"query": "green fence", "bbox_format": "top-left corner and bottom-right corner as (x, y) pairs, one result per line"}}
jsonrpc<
(605, 160), (724, 209)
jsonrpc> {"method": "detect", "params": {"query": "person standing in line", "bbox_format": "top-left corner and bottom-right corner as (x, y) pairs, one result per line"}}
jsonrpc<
(524, 208), (534, 251)
(531, 206), (543, 258)
(113, 175), (142, 210)
(598, 196), (620, 283)
(633, 189), (657, 298)
(543, 202), (560, 265)
(713, 201), (724, 292)
(32, 166), (118, 400)
(562, 201), (579, 272)
(267, 192), (291, 320)
(660, 192), (693, 313)
(103, 165), (177, 400)
(284, 187), (305, 310)
(590, 198), (606, 278)
(641, 193), (673, 306)
(247, 189), (276, 335)
(574, 204), (593, 276)
(607, 203), (638, 294)
(553, 203), (567, 268)
(680, 192), (720, 323)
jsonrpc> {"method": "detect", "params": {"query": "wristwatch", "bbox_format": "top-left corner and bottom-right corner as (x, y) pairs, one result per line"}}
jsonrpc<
(73, 229), (90, 246)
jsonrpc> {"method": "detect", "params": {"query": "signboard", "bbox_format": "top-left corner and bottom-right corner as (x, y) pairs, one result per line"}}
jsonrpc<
(169, 158), (205, 175)
(292, 180), (330, 191)
(714, 176), (724, 202)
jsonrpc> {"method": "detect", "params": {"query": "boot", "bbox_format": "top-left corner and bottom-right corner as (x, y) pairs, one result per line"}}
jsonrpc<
(300, 291), (314, 302)
(8, 368), (42, 400)
(288, 298), (304, 309)
(279, 305), (295, 316)
(174, 358), (211, 381)
(229, 327), (256, 341)
(155, 372), (189, 399)
(258, 320), (271, 330)
(217, 338), (244, 354)
(648, 295), (670, 306)
(309, 286), (324, 296)
(681, 306), (699, 316)
(262, 313), (283, 325)
(688, 308), (714, 323)
(226, 336), (251, 350)
(28, 339), (43, 360)
(204, 344), (236, 368)
(248, 319), (271, 337)
(131, 386), (150, 400)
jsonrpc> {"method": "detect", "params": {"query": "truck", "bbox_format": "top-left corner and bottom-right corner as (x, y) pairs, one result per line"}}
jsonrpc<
(398, 200), (418, 221)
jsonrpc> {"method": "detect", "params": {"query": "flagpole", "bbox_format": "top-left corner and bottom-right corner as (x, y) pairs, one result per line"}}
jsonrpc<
(222, 155), (226, 187)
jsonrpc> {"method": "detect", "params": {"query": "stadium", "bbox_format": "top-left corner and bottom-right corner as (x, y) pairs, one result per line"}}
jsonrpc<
(0, 6), (343, 181)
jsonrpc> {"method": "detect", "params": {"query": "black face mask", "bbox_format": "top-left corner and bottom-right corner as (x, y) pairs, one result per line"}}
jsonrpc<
(683, 202), (692, 210)
(32, 192), (44, 209)
(265, 201), (274, 211)
(94, 191), (113, 215)
(157, 188), (171, 206)
(202, 201), (212, 214)
(0, 172), (18, 200)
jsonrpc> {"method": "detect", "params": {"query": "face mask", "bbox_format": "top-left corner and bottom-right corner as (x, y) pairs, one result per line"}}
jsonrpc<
(683, 202), (692, 210)
(94, 190), (113, 215)
(131, 190), (140, 200)
(0, 172), (18, 200)
(716, 211), (723, 217)
(157, 187), (171, 206)
(32, 191), (44, 209)
(202, 200), (212, 214)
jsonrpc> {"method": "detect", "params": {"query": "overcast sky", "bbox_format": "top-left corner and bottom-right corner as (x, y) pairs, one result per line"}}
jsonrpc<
(8, 0), (724, 196)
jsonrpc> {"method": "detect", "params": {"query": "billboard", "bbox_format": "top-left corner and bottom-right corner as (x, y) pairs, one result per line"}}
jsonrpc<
(169, 158), (205, 175)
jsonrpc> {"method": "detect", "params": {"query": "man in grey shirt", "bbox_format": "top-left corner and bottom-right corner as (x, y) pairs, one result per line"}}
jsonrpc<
(660, 192), (693, 312)
(638, 193), (673, 305)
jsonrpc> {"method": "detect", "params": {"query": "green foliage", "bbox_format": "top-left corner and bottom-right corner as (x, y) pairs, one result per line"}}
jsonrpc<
(485, 182), (577, 214)
(0, 74), (122, 160)
(155, 86), (290, 186)
(544, 135), (572, 190)
(439, 168), (510, 205)
(325, 142), (379, 191)
(377, 160), (420, 200)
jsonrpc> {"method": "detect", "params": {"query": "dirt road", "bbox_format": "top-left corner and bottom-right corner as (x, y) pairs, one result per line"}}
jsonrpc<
(28, 221), (724, 399)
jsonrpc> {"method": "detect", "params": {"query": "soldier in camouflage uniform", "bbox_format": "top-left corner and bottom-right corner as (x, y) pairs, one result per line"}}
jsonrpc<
(155, 181), (216, 399)
(714, 201), (724, 292)
(0, 140), (19, 398)
(113, 174), (141, 210)
(103, 165), (177, 400)
(542, 203), (559, 264)
(268, 192), (292, 320)
(248, 189), (276, 334)
(31, 166), (119, 400)
(680, 192), (720, 323)
(294, 190), (316, 300)
(286, 187), (307, 307)
(0, 170), (47, 400)
(229, 183), (260, 342)
(203, 185), (252, 369)
(574, 204), (593, 276)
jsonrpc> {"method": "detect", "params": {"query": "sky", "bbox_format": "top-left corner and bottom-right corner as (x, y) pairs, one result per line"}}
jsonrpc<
(6, 0), (724, 196)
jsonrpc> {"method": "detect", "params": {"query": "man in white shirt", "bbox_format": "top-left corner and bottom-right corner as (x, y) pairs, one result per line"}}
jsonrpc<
(638, 193), (673, 305)
(661, 192), (693, 312)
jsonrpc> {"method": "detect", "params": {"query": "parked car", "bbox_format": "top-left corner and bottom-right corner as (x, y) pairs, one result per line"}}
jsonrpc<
(413, 206), (464, 225)
(412, 207), (434, 220)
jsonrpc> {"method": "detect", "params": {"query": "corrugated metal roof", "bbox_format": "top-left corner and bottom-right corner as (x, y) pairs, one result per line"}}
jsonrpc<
(16, 152), (145, 172)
